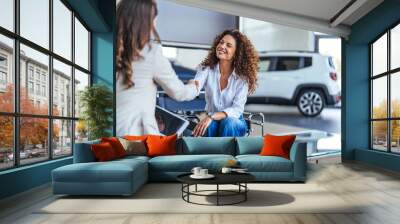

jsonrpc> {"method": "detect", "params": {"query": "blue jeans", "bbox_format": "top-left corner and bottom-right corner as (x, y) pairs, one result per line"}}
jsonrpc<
(206, 115), (247, 137)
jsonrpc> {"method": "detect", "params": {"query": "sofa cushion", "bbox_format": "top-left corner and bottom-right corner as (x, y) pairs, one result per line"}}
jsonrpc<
(260, 134), (296, 159)
(101, 137), (127, 158)
(73, 140), (100, 163)
(148, 154), (235, 172)
(53, 158), (147, 183)
(118, 138), (147, 156)
(236, 136), (263, 155)
(236, 155), (293, 172)
(91, 142), (118, 161)
(146, 134), (177, 157)
(180, 137), (235, 155)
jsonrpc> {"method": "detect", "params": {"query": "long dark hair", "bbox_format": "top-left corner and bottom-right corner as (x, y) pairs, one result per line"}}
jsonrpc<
(201, 29), (259, 94)
(116, 0), (160, 89)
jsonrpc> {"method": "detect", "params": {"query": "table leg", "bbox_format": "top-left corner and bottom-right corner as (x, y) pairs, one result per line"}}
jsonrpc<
(187, 184), (190, 202)
(245, 183), (247, 201)
(195, 184), (197, 192)
(217, 184), (219, 206)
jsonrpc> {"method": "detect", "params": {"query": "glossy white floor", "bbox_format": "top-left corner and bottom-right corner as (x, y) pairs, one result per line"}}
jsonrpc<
(1, 157), (400, 224)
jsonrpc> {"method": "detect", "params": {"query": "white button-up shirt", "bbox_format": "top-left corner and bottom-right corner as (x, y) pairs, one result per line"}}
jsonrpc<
(194, 64), (248, 119)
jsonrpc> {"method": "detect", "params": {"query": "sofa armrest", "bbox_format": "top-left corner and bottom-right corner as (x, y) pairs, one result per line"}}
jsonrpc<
(73, 141), (99, 163)
(289, 142), (307, 181)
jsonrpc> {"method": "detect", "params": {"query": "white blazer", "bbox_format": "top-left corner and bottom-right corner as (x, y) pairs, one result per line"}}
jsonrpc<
(116, 42), (198, 136)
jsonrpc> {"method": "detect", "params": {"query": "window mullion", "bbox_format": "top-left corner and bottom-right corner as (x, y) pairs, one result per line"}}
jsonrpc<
(388, 30), (391, 152)
(13, 0), (21, 167)
(48, 0), (54, 160)
(71, 10), (76, 155)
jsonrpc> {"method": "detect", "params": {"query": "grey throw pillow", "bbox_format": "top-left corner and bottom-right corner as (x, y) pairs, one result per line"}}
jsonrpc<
(118, 138), (147, 156)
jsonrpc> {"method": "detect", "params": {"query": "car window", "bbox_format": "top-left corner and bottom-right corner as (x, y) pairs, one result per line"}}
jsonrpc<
(303, 57), (312, 68)
(275, 57), (300, 71)
(328, 57), (335, 69)
(259, 57), (272, 72)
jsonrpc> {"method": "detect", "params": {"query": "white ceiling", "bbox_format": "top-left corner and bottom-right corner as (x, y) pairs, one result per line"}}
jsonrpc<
(167, 0), (384, 38)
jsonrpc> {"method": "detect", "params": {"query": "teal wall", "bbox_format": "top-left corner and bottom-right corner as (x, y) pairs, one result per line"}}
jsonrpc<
(91, 0), (115, 135)
(0, 0), (115, 200)
(343, 0), (400, 171)
(92, 32), (114, 87)
(0, 158), (72, 199)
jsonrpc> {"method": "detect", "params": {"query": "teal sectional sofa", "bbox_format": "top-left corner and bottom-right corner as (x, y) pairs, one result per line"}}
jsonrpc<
(52, 137), (307, 196)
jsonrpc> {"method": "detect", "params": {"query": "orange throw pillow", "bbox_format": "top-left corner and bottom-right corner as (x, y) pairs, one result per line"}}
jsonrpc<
(91, 142), (117, 162)
(146, 134), (177, 157)
(101, 137), (127, 158)
(259, 134), (296, 159)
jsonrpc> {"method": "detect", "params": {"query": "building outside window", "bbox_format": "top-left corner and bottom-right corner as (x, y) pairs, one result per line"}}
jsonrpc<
(28, 81), (34, 94)
(41, 73), (46, 83)
(28, 67), (34, 80)
(0, 54), (7, 67)
(0, 71), (6, 84)
(0, 0), (91, 170)
(0, 54), (7, 89)
(41, 85), (46, 97)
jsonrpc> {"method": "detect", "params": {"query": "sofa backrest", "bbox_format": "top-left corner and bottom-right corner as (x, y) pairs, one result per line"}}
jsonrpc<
(73, 140), (100, 163)
(236, 136), (263, 155)
(179, 137), (236, 155)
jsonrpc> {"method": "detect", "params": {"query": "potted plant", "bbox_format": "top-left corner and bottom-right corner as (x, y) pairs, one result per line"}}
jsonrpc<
(79, 84), (113, 140)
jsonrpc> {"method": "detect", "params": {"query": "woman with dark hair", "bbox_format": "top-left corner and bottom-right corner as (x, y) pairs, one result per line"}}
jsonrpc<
(192, 29), (259, 137)
(116, 0), (198, 135)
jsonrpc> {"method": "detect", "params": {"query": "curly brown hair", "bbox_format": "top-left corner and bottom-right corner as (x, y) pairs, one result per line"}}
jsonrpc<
(116, 0), (160, 89)
(200, 29), (259, 94)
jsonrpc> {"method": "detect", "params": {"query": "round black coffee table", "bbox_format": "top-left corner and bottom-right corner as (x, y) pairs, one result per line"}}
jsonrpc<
(177, 173), (255, 206)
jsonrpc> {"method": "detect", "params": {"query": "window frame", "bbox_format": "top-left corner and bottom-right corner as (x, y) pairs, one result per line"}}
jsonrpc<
(0, 0), (92, 171)
(370, 20), (400, 154)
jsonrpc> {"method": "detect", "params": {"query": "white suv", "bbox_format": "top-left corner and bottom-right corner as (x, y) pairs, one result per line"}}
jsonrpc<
(249, 51), (341, 117)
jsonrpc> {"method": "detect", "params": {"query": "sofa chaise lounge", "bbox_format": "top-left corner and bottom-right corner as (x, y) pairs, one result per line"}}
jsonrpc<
(52, 137), (307, 196)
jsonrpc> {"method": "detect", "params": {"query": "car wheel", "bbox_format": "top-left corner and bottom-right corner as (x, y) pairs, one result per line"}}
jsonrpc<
(296, 89), (325, 117)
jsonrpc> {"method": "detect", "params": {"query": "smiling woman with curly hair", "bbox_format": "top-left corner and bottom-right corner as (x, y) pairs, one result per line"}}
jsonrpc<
(192, 29), (259, 137)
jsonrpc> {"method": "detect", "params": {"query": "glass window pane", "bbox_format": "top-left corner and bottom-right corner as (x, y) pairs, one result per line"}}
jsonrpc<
(391, 72), (400, 118)
(74, 69), (89, 118)
(259, 58), (271, 73)
(372, 121), (388, 151)
(53, 59), (72, 117)
(20, 0), (49, 49)
(75, 120), (88, 143)
(74, 18), (89, 70)
(0, 34), (14, 113)
(0, 116), (14, 170)
(391, 24), (400, 70)
(372, 33), (387, 76)
(275, 57), (300, 71)
(0, 0), (14, 31)
(20, 44), (49, 115)
(391, 120), (400, 153)
(372, 77), (387, 119)
(53, 0), (72, 60)
(53, 119), (72, 158)
(20, 117), (49, 165)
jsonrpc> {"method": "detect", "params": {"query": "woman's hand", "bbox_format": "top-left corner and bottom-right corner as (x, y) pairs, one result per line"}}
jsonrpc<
(192, 116), (212, 137)
(187, 79), (199, 91)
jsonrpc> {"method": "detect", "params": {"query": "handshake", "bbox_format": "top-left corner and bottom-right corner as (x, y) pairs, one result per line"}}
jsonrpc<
(187, 79), (200, 91)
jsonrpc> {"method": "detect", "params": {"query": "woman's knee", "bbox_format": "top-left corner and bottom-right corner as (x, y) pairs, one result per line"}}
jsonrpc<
(219, 117), (247, 136)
